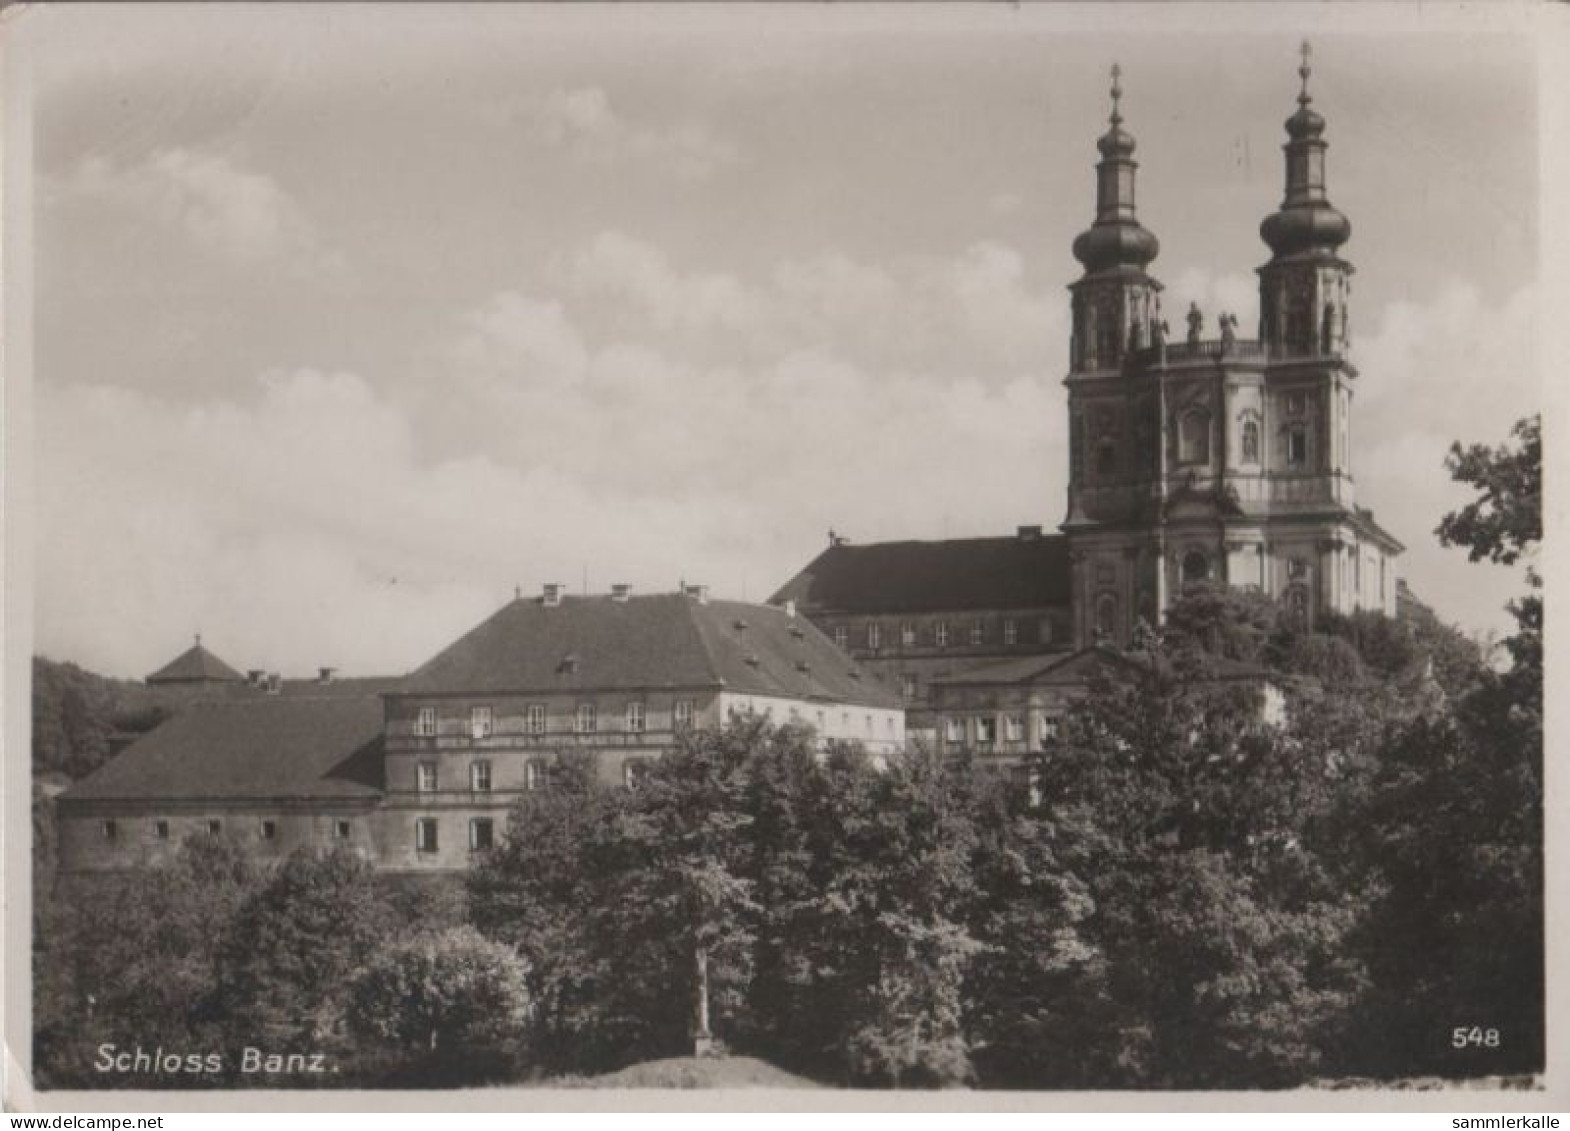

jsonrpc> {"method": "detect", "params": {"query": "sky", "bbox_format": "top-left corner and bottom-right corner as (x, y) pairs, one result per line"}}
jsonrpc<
(17, 4), (1545, 680)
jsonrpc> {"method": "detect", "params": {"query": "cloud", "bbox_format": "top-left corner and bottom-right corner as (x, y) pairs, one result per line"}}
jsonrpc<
(531, 86), (738, 180)
(1351, 280), (1538, 641)
(560, 231), (763, 336)
(61, 148), (344, 277)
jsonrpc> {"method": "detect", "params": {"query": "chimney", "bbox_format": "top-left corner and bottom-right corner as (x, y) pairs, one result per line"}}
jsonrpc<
(784, 599), (797, 619)
(611, 583), (632, 603)
(318, 666), (337, 684)
(542, 583), (564, 607)
(685, 583), (710, 605)
(1017, 524), (1043, 541)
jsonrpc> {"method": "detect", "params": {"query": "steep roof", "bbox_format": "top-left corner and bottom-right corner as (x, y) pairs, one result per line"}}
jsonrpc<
(145, 640), (246, 685)
(398, 592), (899, 709)
(61, 695), (385, 804)
(770, 533), (1072, 615)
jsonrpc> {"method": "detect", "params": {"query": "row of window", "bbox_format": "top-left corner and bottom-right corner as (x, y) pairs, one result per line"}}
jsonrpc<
(832, 618), (1038, 652)
(414, 817), (494, 854)
(414, 699), (694, 739)
(100, 817), (354, 843)
(942, 714), (1063, 746)
(1077, 407), (1311, 479)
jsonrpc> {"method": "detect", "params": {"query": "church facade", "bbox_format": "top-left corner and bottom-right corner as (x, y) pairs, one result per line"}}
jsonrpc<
(776, 52), (1402, 723)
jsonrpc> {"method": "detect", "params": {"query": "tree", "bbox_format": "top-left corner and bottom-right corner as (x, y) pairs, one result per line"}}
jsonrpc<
(215, 846), (393, 1048)
(348, 926), (531, 1084)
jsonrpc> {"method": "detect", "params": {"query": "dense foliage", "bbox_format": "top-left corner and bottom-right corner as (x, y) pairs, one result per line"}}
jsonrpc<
(33, 417), (1542, 1089)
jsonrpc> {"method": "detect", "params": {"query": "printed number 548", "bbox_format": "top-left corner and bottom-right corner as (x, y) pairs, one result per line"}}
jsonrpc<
(1452, 1027), (1500, 1048)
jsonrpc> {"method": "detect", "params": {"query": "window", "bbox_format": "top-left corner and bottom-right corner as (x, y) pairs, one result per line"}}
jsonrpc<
(935, 622), (949, 648)
(1287, 425), (1307, 468)
(674, 699), (694, 729)
(101, 820), (117, 841)
(970, 621), (985, 645)
(865, 714), (873, 735)
(1179, 409), (1211, 464)
(624, 760), (648, 790)
(901, 675), (918, 701)
(415, 818), (439, 854)
(1183, 551), (1210, 585)
(974, 717), (997, 745)
(470, 761), (492, 793)
(260, 820), (276, 841)
(867, 623), (881, 650)
(1095, 594), (1118, 639)
(833, 626), (848, 648)
(1038, 618), (1054, 645)
(1039, 715), (1062, 745)
(900, 623), (916, 647)
(945, 717), (965, 743)
(1241, 418), (1261, 463)
(1288, 558), (1308, 581)
(626, 701), (646, 733)
(334, 819), (351, 841)
(526, 703), (547, 735)
(1287, 391), (1307, 416)
(1005, 716), (1025, 742)
(417, 762), (438, 792)
(469, 818), (494, 853)
(470, 705), (493, 739)
(207, 819), (223, 836)
(1097, 438), (1118, 476)
(415, 707), (437, 737)
(155, 820), (170, 841)
(1286, 585), (1310, 630)
(1003, 619), (1017, 646)
(575, 703), (597, 734)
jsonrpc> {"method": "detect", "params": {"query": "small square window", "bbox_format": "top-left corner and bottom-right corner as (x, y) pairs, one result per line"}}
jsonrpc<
(526, 703), (547, 735)
(415, 707), (437, 737)
(101, 820), (117, 842)
(470, 706), (493, 740)
(471, 761), (492, 792)
(154, 820), (170, 841)
(207, 819), (223, 836)
(415, 818), (439, 853)
(417, 762), (438, 792)
(334, 819), (351, 840)
(626, 701), (646, 733)
(261, 820), (277, 841)
(469, 818), (494, 853)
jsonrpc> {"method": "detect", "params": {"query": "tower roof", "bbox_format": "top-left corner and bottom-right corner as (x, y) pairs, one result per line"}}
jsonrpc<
(1073, 63), (1160, 277)
(145, 635), (246, 685)
(1260, 42), (1351, 260)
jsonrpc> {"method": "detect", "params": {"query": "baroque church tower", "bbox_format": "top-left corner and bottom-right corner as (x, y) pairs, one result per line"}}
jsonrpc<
(1062, 48), (1402, 648)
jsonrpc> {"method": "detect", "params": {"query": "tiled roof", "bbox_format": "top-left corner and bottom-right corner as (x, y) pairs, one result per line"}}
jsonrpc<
(398, 592), (899, 709)
(61, 695), (385, 804)
(931, 646), (1274, 688)
(770, 533), (1072, 615)
(145, 641), (246, 685)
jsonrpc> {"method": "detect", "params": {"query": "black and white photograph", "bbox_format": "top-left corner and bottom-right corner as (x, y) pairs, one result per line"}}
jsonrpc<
(4, 1), (1561, 1110)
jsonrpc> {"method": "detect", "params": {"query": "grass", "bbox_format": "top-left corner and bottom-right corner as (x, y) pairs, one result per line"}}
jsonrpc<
(551, 1055), (823, 1090)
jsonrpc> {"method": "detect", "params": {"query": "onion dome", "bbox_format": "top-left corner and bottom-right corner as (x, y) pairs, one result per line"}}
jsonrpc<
(1073, 64), (1160, 275)
(1260, 42), (1351, 259)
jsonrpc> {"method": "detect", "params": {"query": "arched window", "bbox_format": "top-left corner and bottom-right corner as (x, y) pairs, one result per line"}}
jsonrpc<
(1285, 585), (1309, 630)
(1178, 409), (1210, 464)
(1182, 551), (1210, 585)
(1095, 594), (1118, 640)
(1241, 417), (1261, 464)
